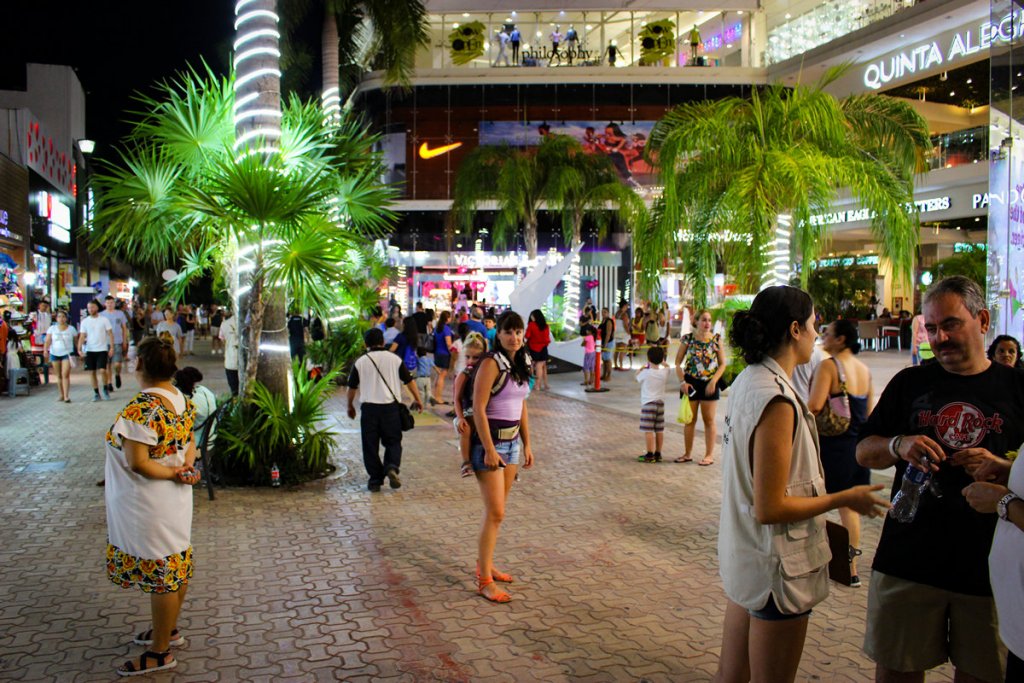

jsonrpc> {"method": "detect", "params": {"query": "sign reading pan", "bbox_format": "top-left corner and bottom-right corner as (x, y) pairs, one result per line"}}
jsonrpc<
(863, 9), (1024, 90)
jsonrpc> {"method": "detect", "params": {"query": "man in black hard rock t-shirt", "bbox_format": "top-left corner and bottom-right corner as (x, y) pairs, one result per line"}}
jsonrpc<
(857, 276), (1024, 683)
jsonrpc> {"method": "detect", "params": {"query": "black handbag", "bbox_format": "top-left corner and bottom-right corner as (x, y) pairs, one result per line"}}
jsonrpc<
(365, 352), (415, 432)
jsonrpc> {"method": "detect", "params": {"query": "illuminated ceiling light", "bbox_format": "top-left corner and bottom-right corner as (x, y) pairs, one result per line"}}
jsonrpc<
(900, 33), (905, 37)
(585, 24), (592, 30)
(726, 44), (733, 48)
(511, 10), (517, 16)
(453, 22), (459, 27)
(506, 17), (511, 22)
(785, 13), (791, 18)
(234, 28), (279, 50)
(737, 10), (744, 14)
(234, 9), (279, 30)
(462, 12), (469, 17)
(949, 91), (955, 96)
(966, 78), (973, 84)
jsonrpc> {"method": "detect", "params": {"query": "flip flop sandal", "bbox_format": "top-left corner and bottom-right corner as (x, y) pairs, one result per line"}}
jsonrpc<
(699, 457), (715, 466)
(674, 456), (693, 463)
(478, 577), (511, 603)
(134, 628), (185, 647)
(477, 564), (514, 583)
(460, 462), (473, 478)
(117, 650), (177, 677)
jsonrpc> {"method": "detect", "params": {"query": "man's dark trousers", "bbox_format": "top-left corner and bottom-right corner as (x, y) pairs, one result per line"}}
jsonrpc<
(360, 402), (402, 485)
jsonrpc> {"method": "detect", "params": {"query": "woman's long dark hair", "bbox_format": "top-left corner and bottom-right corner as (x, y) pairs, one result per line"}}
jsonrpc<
(495, 311), (531, 383)
(402, 316), (419, 350)
(529, 309), (548, 331)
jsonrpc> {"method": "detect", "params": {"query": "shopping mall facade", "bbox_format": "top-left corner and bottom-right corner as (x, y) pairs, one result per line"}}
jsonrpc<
(355, 0), (1023, 333)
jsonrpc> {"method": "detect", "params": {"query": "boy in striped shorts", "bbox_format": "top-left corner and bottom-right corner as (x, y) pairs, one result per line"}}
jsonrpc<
(636, 346), (670, 463)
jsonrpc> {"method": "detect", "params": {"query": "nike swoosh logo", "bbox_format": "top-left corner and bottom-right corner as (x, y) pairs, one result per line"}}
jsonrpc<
(419, 141), (463, 159)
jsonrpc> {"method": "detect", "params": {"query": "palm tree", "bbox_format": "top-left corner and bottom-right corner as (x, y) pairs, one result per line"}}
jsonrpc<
(640, 68), (931, 308)
(543, 135), (647, 247)
(280, 0), (429, 112)
(452, 135), (646, 260)
(91, 69), (396, 390)
(451, 145), (541, 259)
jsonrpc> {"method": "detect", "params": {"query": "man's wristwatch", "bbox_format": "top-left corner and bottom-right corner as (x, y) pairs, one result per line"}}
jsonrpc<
(997, 492), (1021, 521)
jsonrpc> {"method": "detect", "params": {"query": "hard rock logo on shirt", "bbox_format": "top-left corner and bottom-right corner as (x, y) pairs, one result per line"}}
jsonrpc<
(916, 402), (1004, 450)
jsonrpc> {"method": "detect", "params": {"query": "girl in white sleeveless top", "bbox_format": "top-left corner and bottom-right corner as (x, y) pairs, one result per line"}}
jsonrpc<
(716, 286), (888, 683)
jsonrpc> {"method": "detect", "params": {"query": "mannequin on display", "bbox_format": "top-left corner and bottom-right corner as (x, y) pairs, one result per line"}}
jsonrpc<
(607, 39), (618, 66)
(689, 24), (702, 63)
(549, 25), (563, 66)
(510, 25), (521, 64)
(565, 25), (579, 64)
(493, 28), (510, 66)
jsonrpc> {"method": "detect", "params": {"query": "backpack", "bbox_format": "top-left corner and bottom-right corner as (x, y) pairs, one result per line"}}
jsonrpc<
(310, 317), (325, 341)
(403, 343), (418, 371)
(421, 328), (437, 353)
(462, 350), (532, 410)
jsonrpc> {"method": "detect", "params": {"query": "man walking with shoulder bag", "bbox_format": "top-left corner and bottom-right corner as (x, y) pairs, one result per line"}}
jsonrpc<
(347, 329), (423, 492)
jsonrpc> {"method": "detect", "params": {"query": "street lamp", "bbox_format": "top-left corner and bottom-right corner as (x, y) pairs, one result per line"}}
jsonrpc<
(77, 139), (95, 155)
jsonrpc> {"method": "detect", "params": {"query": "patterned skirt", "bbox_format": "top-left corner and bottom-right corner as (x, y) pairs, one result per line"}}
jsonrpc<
(106, 543), (193, 593)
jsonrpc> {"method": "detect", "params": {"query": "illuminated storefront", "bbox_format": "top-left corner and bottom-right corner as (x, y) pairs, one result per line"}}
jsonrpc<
(0, 154), (30, 309)
(29, 190), (76, 305)
(420, 8), (753, 70)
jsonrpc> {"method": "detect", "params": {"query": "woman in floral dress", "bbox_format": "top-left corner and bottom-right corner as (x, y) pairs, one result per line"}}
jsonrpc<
(673, 310), (727, 465)
(105, 336), (199, 676)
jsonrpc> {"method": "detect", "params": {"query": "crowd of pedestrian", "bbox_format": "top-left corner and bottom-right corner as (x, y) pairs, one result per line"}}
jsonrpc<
(343, 277), (1024, 682)
(42, 273), (1023, 679)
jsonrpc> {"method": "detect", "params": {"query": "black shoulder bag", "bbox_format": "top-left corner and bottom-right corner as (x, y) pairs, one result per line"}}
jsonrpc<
(365, 352), (415, 431)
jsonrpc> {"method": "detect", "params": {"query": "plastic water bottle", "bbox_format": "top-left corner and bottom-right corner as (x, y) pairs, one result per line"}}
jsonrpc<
(888, 457), (932, 523)
(270, 464), (281, 487)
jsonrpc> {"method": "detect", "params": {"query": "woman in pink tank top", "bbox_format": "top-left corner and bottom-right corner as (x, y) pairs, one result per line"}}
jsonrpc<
(471, 310), (535, 603)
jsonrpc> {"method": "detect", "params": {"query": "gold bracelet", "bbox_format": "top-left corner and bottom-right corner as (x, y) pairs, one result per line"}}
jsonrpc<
(1008, 450), (1018, 463)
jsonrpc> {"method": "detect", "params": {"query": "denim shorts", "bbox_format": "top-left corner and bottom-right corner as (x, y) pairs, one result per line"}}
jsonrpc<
(49, 354), (70, 363)
(470, 439), (521, 472)
(748, 594), (811, 621)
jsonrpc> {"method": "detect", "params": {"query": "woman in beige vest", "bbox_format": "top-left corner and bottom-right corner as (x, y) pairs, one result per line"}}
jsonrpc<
(716, 286), (888, 683)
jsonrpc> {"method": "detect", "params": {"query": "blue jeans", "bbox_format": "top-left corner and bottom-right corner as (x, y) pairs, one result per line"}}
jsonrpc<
(470, 439), (521, 472)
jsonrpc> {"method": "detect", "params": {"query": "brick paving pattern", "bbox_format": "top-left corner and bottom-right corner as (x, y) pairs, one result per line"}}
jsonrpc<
(0, 341), (955, 681)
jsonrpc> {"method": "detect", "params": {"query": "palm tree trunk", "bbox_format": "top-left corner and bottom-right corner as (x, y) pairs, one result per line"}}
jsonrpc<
(525, 219), (538, 260)
(233, 0), (288, 397)
(572, 212), (583, 247)
(321, 7), (341, 122)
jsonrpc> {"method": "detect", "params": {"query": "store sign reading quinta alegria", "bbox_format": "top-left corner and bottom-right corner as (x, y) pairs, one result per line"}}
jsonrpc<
(863, 9), (1024, 89)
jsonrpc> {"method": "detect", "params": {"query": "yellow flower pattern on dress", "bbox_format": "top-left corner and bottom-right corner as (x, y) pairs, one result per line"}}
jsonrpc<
(106, 544), (193, 594)
(105, 391), (196, 593)
(105, 392), (196, 459)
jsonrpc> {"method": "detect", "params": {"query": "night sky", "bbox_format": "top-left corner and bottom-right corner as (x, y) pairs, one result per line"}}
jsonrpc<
(4, 1), (237, 157)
